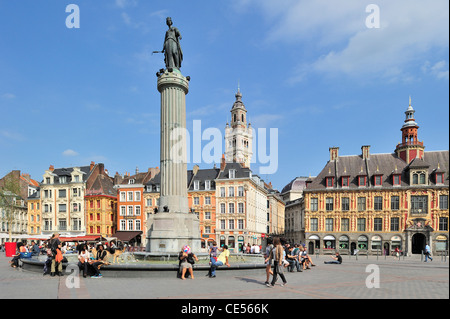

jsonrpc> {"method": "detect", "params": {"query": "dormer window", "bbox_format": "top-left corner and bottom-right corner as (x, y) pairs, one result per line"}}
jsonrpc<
(326, 177), (334, 188)
(341, 176), (349, 187)
(194, 180), (200, 190)
(129, 179), (135, 185)
(229, 169), (236, 179)
(205, 180), (211, 190)
(59, 176), (67, 184)
(358, 176), (367, 187)
(393, 174), (401, 186)
(374, 175), (383, 187)
(411, 170), (427, 185)
(436, 173), (444, 184)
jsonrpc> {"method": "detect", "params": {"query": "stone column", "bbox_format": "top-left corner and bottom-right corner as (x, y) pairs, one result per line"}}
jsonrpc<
(146, 69), (201, 254)
(157, 69), (189, 214)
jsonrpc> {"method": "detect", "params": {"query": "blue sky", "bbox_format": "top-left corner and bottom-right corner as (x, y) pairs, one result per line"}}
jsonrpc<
(0, 0), (448, 192)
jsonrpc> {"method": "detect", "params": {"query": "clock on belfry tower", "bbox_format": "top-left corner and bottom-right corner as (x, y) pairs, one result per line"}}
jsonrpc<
(225, 87), (253, 168)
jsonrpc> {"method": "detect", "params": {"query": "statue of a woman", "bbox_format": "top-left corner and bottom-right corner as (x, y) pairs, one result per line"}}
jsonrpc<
(163, 17), (183, 69)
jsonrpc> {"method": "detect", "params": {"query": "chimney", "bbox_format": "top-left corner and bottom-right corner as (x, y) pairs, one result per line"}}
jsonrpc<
(99, 163), (105, 174)
(329, 147), (339, 161)
(220, 154), (226, 171)
(49, 165), (55, 172)
(362, 145), (370, 160)
(136, 166), (139, 175)
(90, 161), (95, 171)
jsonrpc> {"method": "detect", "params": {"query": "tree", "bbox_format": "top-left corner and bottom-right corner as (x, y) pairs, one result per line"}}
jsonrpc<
(0, 173), (22, 242)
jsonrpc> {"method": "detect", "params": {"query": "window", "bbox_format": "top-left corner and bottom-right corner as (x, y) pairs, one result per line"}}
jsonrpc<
(58, 189), (66, 198)
(194, 180), (200, 190)
(357, 197), (366, 211)
(228, 203), (235, 214)
(205, 196), (211, 205)
(326, 197), (334, 211)
(374, 218), (383, 231)
(374, 175), (382, 186)
(229, 169), (236, 179)
(391, 196), (400, 210)
(411, 195), (428, 215)
(120, 192), (126, 202)
(135, 191), (141, 201)
(238, 186), (244, 197)
(128, 206), (133, 216)
(135, 206), (141, 216)
(204, 226), (211, 234)
(59, 219), (67, 231)
(374, 196), (383, 211)
(357, 218), (366, 231)
(59, 204), (67, 213)
(120, 206), (126, 216)
(341, 197), (350, 211)
(228, 187), (235, 197)
(73, 188), (78, 197)
(220, 187), (225, 197)
(128, 220), (133, 231)
(358, 176), (366, 187)
(205, 212), (211, 220)
(146, 198), (152, 206)
(310, 218), (318, 231)
(326, 177), (334, 188)
(436, 173), (444, 184)
(127, 191), (133, 201)
(74, 175), (80, 182)
(194, 197), (200, 205)
(128, 179), (135, 185)
(391, 217), (399, 232)
(135, 220), (141, 231)
(440, 195), (448, 210)
(310, 198), (318, 211)
(325, 218), (333, 231)
(229, 220), (234, 229)
(220, 219), (226, 229)
(341, 176), (349, 187)
(393, 174), (401, 186)
(59, 176), (67, 184)
(412, 171), (427, 185)
(341, 218), (349, 231)
(439, 217), (448, 231)
(220, 203), (226, 214)
(238, 202), (244, 214)
(238, 219), (244, 229)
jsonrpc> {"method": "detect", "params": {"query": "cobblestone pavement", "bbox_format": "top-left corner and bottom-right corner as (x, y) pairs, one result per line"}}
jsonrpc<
(0, 254), (448, 300)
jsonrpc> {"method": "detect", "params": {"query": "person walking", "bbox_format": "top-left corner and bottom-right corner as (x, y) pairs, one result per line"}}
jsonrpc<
(268, 237), (287, 287)
(424, 244), (433, 262)
(264, 237), (274, 286)
(49, 233), (64, 277)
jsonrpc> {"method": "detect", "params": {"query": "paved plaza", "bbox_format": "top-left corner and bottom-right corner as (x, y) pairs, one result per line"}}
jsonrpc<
(0, 253), (448, 300)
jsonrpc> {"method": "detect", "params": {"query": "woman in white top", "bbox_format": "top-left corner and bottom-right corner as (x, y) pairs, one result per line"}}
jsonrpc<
(78, 246), (90, 278)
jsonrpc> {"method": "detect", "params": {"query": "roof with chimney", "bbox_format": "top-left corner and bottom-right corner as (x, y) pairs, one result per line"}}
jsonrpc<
(304, 149), (449, 191)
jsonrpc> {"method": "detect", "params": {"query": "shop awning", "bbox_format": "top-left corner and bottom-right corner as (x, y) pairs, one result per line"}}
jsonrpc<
(59, 235), (106, 242)
(113, 231), (142, 242)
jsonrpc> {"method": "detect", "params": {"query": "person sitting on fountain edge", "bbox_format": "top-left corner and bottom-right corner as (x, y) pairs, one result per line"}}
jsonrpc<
(208, 245), (230, 278)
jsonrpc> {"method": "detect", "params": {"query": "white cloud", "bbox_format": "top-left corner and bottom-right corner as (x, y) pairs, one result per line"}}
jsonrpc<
(115, 0), (137, 9)
(235, 0), (449, 82)
(0, 130), (24, 141)
(62, 149), (79, 157)
(422, 60), (449, 80)
(1, 93), (15, 99)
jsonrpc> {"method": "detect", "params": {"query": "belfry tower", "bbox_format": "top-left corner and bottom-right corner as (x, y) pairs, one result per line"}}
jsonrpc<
(395, 97), (425, 163)
(225, 87), (253, 168)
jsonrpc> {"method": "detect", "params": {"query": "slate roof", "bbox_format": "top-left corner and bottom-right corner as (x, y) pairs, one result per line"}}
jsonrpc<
(305, 150), (449, 191)
(50, 166), (92, 184)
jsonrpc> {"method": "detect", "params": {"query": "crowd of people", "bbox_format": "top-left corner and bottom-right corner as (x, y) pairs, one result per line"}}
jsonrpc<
(5, 232), (122, 278)
(263, 237), (319, 287)
(5, 235), (347, 283)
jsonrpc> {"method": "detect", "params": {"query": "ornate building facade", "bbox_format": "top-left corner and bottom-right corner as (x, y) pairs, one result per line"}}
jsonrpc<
(303, 100), (449, 256)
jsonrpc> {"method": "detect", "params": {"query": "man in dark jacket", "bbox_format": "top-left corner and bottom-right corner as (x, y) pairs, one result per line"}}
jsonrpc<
(50, 233), (63, 276)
